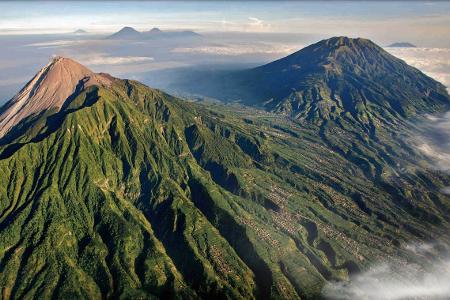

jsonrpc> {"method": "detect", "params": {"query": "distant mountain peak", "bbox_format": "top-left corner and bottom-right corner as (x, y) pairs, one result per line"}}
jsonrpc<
(387, 42), (417, 48)
(146, 27), (200, 38)
(119, 26), (139, 32)
(73, 29), (88, 34)
(107, 26), (200, 40)
(106, 26), (141, 39)
(149, 27), (162, 33)
(0, 57), (113, 138)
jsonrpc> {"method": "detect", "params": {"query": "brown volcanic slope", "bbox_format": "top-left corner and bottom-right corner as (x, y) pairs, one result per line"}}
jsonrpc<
(0, 56), (113, 138)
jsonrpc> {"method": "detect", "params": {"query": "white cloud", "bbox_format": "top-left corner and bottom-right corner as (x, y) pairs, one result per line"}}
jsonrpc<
(416, 112), (450, 172)
(388, 47), (450, 195)
(414, 111), (450, 194)
(386, 47), (450, 87)
(247, 17), (271, 32)
(26, 40), (84, 49)
(211, 16), (272, 32)
(248, 17), (263, 27)
(74, 54), (154, 66)
(417, 142), (450, 172)
(171, 43), (303, 56)
(441, 186), (450, 194)
(323, 243), (450, 300)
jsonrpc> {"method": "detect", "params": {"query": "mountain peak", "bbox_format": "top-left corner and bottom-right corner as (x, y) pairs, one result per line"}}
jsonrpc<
(106, 26), (142, 40)
(306, 36), (380, 58)
(73, 29), (88, 34)
(0, 57), (113, 138)
(119, 26), (139, 33)
(50, 55), (87, 68)
(198, 36), (449, 122)
(255, 36), (383, 73)
(323, 36), (372, 47)
(387, 42), (417, 48)
(149, 27), (162, 33)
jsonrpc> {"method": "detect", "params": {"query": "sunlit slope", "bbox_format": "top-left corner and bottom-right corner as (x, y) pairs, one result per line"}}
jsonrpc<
(169, 37), (450, 126)
(243, 37), (449, 121)
(0, 76), (449, 299)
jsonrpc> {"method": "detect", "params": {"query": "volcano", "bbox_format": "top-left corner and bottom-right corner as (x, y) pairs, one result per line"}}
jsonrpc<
(0, 49), (449, 299)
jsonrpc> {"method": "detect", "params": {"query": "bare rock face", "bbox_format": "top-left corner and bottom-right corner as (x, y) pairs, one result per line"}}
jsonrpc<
(0, 56), (113, 138)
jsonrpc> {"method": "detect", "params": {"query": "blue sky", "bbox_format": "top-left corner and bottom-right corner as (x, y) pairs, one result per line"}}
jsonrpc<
(0, 1), (449, 45)
(0, 0), (449, 104)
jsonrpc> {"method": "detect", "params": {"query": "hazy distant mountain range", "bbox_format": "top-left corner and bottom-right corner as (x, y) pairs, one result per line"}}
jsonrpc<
(73, 29), (88, 35)
(0, 37), (448, 299)
(387, 42), (417, 48)
(106, 26), (201, 40)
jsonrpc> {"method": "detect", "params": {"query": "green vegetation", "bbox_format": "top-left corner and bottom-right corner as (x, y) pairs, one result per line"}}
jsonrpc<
(170, 37), (449, 125)
(0, 76), (448, 299)
(0, 37), (449, 299)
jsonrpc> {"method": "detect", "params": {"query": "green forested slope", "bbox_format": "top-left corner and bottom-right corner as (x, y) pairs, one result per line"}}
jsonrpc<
(0, 75), (448, 299)
(167, 37), (450, 128)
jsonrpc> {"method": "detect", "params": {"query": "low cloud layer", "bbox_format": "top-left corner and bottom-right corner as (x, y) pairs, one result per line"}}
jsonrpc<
(386, 47), (450, 87)
(416, 112), (450, 173)
(80, 55), (154, 66)
(323, 243), (450, 300)
(414, 112), (450, 194)
(26, 40), (85, 49)
(171, 42), (303, 56)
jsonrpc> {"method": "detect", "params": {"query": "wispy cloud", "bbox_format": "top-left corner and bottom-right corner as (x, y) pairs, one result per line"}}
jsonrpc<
(247, 17), (271, 32)
(323, 242), (450, 300)
(72, 54), (154, 66)
(416, 112), (450, 172)
(386, 47), (450, 87)
(441, 186), (450, 195)
(26, 40), (84, 49)
(385, 47), (450, 195)
(414, 112), (450, 193)
(171, 43), (302, 56)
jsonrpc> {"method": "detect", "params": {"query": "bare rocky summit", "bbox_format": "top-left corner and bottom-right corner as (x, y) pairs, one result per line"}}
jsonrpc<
(0, 56), (113, 138)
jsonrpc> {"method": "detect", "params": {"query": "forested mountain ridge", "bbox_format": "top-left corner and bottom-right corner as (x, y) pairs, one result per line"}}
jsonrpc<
(0, 47), (448, 299)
